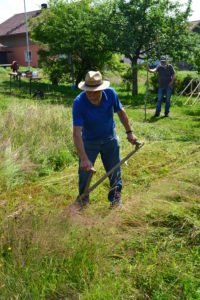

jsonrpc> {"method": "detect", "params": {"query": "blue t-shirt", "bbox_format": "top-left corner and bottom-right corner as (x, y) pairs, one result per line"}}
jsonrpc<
(72, 88), (123, 140)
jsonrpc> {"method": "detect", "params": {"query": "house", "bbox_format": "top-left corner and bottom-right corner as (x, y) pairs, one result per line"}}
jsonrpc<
(0, 43), (9, 64)
(0, 4), (47, 67)
(176, 20), (200, 70)
(190, 20), (200, 34)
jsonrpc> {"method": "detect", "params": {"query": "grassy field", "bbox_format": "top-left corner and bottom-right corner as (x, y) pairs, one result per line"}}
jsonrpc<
(0, 68), (200, 299)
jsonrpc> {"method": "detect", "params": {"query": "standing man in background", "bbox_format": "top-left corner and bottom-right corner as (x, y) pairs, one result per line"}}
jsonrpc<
(72, 70), (137, 208)
(149, 56), (175, 117)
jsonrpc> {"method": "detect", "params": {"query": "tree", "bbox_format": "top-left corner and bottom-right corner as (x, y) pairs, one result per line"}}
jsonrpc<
(190, 23), (200, 74)
(30, 0), (199, 94)
(105, 0), (196, 95)
(30, 0), (112, 86)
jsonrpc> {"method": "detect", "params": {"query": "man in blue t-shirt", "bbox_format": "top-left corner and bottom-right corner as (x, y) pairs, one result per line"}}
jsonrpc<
(72, 70), (137, 208)
(149, 56), (175, 117)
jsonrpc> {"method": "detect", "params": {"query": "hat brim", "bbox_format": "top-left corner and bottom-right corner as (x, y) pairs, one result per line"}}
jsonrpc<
(78, 80), (110, 91)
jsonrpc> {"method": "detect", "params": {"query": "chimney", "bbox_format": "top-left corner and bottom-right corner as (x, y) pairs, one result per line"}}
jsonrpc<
(41, 3), (47, 9)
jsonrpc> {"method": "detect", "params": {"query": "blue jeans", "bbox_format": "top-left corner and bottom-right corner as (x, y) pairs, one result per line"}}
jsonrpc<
(156, 86), (172, 115)
(78, 136), (122, 202)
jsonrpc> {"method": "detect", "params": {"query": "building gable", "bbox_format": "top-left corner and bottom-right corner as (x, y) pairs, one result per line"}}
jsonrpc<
(0, 10), (40, 37)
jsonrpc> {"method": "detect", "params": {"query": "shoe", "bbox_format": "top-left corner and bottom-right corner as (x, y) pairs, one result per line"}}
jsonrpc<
(153, 113), (160, 117)
(110, 191), (122, 208)
(164, 114), (169, 117)
(75, 194), (89, 209)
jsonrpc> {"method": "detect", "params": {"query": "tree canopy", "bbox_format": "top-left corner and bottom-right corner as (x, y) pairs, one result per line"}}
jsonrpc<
(105, 0), (197, 94)
(30, 0), (199, 94)
(30, 0), (112, 85)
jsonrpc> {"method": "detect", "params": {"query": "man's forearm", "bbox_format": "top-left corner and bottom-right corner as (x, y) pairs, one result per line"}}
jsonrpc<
(117, 109), (137, 144)
(148, 67), (157, 73)
(73, 131), (88, 161)
(117, 108), (132, 132)
(170, 74), (176, 85)
(73, 127), (93, 171)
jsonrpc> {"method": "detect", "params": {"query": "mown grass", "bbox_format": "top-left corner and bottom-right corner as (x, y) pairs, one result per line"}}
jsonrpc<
(0, 68), (200, 299)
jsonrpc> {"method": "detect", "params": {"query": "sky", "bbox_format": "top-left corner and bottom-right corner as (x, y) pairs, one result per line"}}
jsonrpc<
(0, 0), (48, 24)
(0, 0), (199, 24)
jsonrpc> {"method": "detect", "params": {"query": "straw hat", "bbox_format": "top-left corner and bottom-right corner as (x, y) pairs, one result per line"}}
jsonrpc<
(78, 71), (110, 91)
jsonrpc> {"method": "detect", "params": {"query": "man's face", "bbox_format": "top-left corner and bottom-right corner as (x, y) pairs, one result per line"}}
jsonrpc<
(86, 90), (102, 104)
(161, 60), (167, 66)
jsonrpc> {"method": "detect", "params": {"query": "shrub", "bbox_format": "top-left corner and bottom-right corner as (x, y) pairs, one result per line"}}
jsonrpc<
(174, 75), (200, 95)
(121, 67), (132, 91)
(149, 72), (200, 95)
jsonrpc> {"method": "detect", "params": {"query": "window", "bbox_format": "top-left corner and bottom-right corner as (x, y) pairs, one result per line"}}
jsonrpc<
(24, 50), (32, 63)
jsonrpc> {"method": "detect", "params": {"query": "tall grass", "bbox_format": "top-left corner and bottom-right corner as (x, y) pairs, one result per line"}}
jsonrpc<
(0, 101), (75, 190)
(0, 70), (200, 299)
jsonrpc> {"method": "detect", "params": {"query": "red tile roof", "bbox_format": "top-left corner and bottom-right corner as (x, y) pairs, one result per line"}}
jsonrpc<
(0, 10), (40, 37)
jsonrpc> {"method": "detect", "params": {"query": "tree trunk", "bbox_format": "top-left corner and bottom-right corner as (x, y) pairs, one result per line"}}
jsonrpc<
(131, 58), (138, 96)
(76, 68), (88, 88)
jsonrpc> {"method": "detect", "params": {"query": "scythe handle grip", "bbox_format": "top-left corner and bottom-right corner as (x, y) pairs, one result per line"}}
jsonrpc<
(87, 141), (144, 195)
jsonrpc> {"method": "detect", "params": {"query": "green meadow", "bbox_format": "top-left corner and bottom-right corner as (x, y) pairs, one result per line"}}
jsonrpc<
(0, 68), (200, 299)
